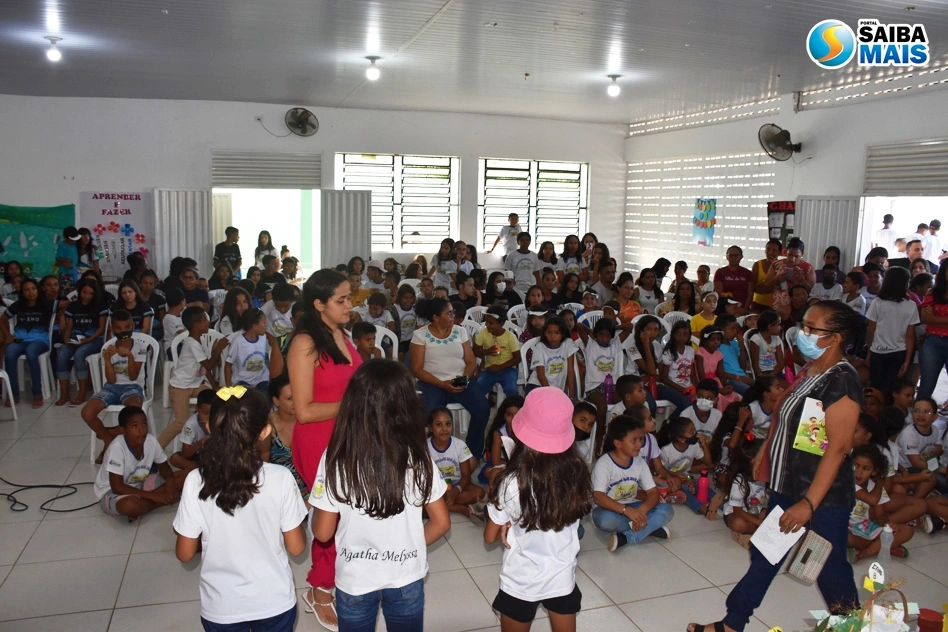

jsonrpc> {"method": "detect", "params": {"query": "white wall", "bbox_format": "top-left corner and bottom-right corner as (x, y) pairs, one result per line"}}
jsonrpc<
(0, 94), (626, 271)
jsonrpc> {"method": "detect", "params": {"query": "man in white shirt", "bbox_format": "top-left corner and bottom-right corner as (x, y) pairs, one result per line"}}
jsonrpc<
(873, 214), (898, 254)
(591, 262), (617, 307)
(924, 219), (944, 266)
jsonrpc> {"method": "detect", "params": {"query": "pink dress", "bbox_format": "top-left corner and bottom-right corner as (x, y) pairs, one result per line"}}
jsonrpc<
(695, 347), (741, 411)
(292, 336), (362, 589)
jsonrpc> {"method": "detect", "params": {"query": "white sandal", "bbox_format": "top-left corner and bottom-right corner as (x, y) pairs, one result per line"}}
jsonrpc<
(302, 586), (339, 632)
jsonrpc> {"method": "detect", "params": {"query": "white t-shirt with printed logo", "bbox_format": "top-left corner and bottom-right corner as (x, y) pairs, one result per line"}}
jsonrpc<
(661, 346), (695, 389)
(173, 463), (307, 625)
(394, 305), (417, 342)
(556, 256), (587, 278)
(427, 437), (475, 485)
(179, 413), (209, 447)
(505, 250), (540, 294)
(498, 225), (522, 256)
(431, 258), (458, 290)
(584, 335), (624, 391)
(850, 478), (890, 533)
(810, 284), (843, 302)
(261, 300), (295, 338)
(866, 298), (920, 354)
(94, 434), (167, 498)
(109, 339), (150, 387)
(170, 336), (210, 389)
(356, 306), (394, 329)
(680, 406), (722, 441)
(528, 339), (576, 391)
(659, 441), (705, 473)
(723, 474), (768, 516)
(488, 475), (580, 602)
(311, 453), (446, 595)
(227, 333), (270, 387)
(896, 423), (941, 468)
(749, 333), (780, 373)
(748, 400), (774, 440)
(592, 453), (655, 505)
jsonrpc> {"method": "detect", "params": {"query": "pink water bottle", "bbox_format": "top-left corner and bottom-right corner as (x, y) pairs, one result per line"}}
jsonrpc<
(696, 470), (710, 505)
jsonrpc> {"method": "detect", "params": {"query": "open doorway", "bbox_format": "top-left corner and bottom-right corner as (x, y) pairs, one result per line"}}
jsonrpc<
(211, 188), (320, 280)
(860, 196), (946, 263)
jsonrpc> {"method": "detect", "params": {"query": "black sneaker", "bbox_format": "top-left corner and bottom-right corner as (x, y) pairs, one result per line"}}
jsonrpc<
(925, 516), (946, 534)
(608, 533), (628, 552)
(650, 526), (671, 540)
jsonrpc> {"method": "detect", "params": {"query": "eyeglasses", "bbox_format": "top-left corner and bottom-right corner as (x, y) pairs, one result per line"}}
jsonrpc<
(800, 324), (841, 335)
(443, 310), (455, 317)
(182, 276), (196, 281)
(911, 408), (935, 415)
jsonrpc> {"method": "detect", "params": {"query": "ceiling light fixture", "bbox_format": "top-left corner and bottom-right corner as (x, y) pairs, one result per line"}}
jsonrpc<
(607, 74), (621, 97)
(45, 36), (62, 62)
(365, 56), (381, 81)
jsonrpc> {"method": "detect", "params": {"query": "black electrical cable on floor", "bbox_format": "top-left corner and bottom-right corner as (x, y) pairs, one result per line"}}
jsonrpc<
(0, 475), (99, 513)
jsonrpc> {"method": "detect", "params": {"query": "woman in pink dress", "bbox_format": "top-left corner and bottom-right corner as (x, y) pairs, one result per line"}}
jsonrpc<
(288, 269), (361, 631)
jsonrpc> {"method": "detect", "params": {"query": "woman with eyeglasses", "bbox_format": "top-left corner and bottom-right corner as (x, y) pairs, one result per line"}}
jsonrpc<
(714, 245), (754, 316)
(689, 300), (864, 632)
(410, 297), (490, 461)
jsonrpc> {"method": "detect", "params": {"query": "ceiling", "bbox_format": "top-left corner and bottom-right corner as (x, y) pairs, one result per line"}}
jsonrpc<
(1, 0), (947, 124)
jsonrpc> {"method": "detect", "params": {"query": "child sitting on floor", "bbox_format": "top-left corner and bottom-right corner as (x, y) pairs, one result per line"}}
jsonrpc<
(722, 431), (768, 549)
(744, 376), (784, 440)
(658, 417), (715, 517)
(593, 413), (674, 551)
(572, 400), (598, 463)
(481, 395), (524, 487)
(426, 406), (485, 521)
(709, 402), (753, 489)
(610, 374), (650, 420)
(848, 443), (913, 562)
(170, 389), (216, 472)
(679, 378), (723, 442)
(94, 406), (185, 521)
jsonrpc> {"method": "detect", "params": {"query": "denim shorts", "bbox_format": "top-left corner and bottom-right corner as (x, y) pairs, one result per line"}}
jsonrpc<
(93, 382), (144, 406)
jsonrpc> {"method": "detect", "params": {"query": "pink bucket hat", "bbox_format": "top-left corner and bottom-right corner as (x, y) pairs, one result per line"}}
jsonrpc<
(512, 387), (575, 454)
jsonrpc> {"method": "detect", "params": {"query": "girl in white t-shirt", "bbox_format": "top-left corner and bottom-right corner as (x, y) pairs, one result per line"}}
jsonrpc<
(657, 417), (714, 516)
(660, 320), (697, 403)
(173, 387), (309, 631)
(575, 317), (633, 458)
(848, 444), (913, 562)
(426, 407), (485, 519)
(429, 238), (459, 290)
(527, 316), (576, 396)
(224, 308), (283, 391)
(592, 413), (674, 551)
(743, 376), (784, 440)
(721, 434), (768, 543)
(485, 387), (593, 631)
(311, 360), (450, 631)
(748, 310), (784, 378)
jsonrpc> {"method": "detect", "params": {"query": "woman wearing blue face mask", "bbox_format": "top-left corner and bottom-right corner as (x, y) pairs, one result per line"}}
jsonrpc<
(689, 300), (865, 632)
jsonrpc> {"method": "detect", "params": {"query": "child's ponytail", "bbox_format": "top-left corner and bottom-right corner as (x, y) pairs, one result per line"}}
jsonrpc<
(657, 416), (690, 448)
(741, 376), (776, 405)
(198, 387), (270, 515)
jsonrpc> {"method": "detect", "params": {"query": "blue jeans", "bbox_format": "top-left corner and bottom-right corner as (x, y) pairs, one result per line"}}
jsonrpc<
(722, 491), (858, 632)
(592, 502), (673, 544)
(336, 579), (424, 632)
(55, 339), (103, 380)
(418, 381), (490, 460)
(656, 383), (691, 418)
(727, 379), (750, 395)
(200, 606), (295, 632)
(682, 486), (716, 514)
(5, 341), (50, 397)
(477, 366), (519, 400)
(918, 334), (948, 399)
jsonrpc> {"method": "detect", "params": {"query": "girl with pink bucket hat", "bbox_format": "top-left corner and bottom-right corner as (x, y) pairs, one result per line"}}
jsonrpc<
(485, 387), (593, 631)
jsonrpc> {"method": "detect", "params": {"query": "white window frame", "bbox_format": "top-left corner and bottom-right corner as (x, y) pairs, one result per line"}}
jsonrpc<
(477, 158), (589, 252)
(334, 153), (459, 252)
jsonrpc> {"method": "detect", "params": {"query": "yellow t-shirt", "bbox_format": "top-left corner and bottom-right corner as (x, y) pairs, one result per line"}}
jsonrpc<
(349, 289), (373, 307)
(691, 312), (717, 337)
(474, 328), (520, 367)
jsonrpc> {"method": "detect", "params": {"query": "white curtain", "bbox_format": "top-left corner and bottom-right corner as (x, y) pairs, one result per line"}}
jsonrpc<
(320, 190), (371, 268)
(153, 189), (213, 279)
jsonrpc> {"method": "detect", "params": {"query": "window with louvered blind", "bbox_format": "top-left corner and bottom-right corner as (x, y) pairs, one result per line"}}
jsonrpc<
(477, 159), (589, 251)
(624, 152), (775, 277)
(333, 153), (459, 251)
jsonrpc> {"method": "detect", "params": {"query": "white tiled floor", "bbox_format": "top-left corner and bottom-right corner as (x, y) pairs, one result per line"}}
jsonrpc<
(1, 400), (948, 631)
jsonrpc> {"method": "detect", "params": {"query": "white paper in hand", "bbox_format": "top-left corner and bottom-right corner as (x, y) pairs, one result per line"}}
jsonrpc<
(750, 506), (806, 565)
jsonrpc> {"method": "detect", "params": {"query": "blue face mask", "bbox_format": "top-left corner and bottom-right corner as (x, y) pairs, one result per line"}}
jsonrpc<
(796, 329), (832, 360)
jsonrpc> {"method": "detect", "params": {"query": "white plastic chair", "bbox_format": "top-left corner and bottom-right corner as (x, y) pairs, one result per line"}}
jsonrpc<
(208, 289), (227, 322)
(86, 333), (159, 462)
(0, 370), (17, 420)
(104, 283), (120, 298)
(66, 290), (78, 301)
(507, 305), (527, 328)
(374, 326), (399, 360)
(785, 326), (803, 373)
(662, 311), (692, 333)
(503, 321), (522, 337)
(578, 310), (603, 329)
(743, 328), (758, 380)
(461, 320), (483, 341)
(465, 306), (488, 324)
(170, 329), (228, 408)
(518, 337), (541, 390)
